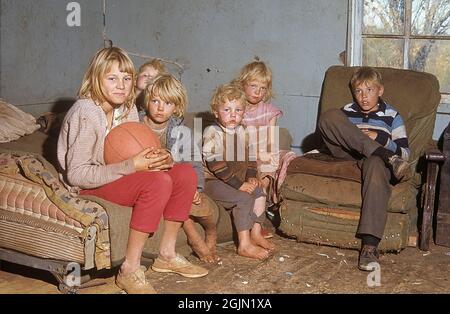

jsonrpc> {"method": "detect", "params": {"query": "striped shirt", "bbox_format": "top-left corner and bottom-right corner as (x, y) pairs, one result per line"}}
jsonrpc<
(341, 101), (410, 160)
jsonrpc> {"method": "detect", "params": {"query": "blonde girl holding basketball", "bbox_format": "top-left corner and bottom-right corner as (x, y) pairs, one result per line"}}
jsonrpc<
(57, 47), (208, 294)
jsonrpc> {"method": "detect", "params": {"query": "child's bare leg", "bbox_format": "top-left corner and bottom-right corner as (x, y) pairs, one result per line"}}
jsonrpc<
(253, 195), (266, 217)
(196, 215), (220, 262)
(252, 195), (276, 250)
(183, 218), (216, 263)
(237, 230), (269, 260)
(251, 223), (276, 251)
(260, 176), (271, 194)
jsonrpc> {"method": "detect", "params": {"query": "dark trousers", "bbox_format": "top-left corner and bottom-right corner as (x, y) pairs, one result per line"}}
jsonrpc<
(204, 179), (266, 232)
(318, 109), (392, 239)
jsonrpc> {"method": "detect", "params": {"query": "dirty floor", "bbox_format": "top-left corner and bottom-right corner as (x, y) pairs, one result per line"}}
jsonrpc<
(1, 235), (449, 294)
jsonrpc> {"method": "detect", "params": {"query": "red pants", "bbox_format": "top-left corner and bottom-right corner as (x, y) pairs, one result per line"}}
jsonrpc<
(80, 163), (197, 233)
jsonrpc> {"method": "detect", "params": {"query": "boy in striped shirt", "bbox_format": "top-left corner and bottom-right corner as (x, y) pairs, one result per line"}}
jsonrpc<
(318, 66), (409, 271)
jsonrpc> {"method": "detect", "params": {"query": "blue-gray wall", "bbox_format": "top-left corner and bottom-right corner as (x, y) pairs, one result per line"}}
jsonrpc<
(105, 0), (348, 152)
(1, 0), (448, 150)
(0, 0), (104, 115)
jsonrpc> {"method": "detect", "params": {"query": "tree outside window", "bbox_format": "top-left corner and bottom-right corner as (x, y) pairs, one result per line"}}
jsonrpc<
(349, 0), (450, 94)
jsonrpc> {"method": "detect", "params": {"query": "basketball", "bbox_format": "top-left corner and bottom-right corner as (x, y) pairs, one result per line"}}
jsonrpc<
(104, 122), (161, 164)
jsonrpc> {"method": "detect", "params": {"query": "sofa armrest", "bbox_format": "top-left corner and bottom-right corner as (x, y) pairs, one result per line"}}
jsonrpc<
(425, 149), (446, 162)
(420, 148), (447, 251)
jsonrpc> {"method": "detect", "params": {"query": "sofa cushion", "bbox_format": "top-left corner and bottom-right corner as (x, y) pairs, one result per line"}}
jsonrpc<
(287, 153), (361, 182)
(281, 173), (417, 213)
(278, 199), (410, 252)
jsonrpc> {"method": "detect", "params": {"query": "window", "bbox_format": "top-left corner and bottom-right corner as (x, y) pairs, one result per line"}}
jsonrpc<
(348, 0), (450, 95)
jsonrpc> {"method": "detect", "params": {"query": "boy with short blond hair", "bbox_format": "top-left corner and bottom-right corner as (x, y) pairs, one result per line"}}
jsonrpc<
(203, 83), (275, 260)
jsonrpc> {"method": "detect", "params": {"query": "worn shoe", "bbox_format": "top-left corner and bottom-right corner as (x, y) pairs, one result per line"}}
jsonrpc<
(151, 254), (209, 278)
(116, 268), (157, 294)
(358, 245), (380, 271)
(388, 155), (409, 180)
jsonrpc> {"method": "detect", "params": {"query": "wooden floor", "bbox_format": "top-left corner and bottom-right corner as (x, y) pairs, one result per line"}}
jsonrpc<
(1, 236), (450, 294)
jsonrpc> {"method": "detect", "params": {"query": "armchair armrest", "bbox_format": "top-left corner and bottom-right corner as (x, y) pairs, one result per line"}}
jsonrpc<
(425, 149), (446, 162)
(420, 148), (446, 251)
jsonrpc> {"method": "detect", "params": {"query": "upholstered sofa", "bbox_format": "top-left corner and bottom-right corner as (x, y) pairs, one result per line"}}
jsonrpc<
(278, 66), (441, 252)
(0, 110), (292, 293)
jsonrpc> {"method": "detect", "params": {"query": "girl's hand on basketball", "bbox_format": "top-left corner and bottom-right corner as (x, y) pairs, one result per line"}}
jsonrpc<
(146, 148), (173, 171)
(132, 148), (154, 172)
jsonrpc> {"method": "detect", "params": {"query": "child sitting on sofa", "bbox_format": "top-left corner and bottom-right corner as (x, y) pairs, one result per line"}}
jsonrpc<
(233, 60), (296, 238)
(318, 66), (410, 271)
(140, 73), (220, 263)
(202, 83), (276, 260)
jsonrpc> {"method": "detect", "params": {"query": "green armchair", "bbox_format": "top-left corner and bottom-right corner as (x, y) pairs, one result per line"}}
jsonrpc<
(278, 65), (441, 252)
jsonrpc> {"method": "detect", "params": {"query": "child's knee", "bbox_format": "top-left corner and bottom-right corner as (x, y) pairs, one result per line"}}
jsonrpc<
(319, 109), (343, 129)
(235, 191), (256, 208)
(137, 172), (173, 199)
(172, 163), (197, 187)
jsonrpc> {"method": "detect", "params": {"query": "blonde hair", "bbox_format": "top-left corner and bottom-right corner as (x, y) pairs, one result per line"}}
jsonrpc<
(234, 60), (273, 102)
(78, 47), (136, 117)
(138, 59), (167, 75)
(350, 66), (384, 90)
(210, 83), (246, 113)
(144, 74), (187, 118)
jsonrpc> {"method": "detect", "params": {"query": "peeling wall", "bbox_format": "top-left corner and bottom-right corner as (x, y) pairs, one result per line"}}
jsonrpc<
(105, 0), (348, 151)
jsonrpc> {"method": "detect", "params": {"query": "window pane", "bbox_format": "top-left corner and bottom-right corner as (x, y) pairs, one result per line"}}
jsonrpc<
(363, 38), (404, 68)
(363, 0), (405, 35)
(410, 39), (450, 93)
(412, 0), (450, 36)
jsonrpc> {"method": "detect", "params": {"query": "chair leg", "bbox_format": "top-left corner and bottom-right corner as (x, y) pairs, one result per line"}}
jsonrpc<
(420, 162), (439, 251)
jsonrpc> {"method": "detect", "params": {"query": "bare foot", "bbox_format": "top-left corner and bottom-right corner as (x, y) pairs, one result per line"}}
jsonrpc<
(188, 237), (218, 263)
(251, 232), (276, 252)
(205, 232), (221, 262)
(237, 242), (270, 260)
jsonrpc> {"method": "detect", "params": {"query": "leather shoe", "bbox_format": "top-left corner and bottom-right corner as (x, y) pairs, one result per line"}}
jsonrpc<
(151, 254), (208, 278)
(116, 267), (157, 294)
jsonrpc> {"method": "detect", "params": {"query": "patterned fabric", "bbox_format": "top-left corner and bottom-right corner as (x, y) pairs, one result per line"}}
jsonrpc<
(0, 151), (111, 269)
(341, 101), (410, 160)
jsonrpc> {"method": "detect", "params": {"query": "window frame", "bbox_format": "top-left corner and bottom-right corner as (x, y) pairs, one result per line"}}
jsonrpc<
(347, 0), (450, 102)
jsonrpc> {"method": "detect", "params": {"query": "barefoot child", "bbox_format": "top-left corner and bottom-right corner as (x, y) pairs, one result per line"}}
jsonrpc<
(202, 83), (276, 260)
(140, 73), (220, 263)
(233, 60), (291, 238)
